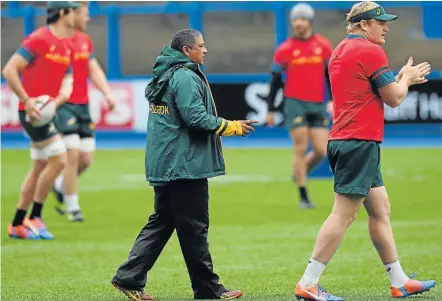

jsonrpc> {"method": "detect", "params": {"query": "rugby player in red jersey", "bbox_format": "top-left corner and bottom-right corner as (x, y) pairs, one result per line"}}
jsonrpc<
(265, 3), (333, 209)
(294, 2), (435, 300)
(2, 1), (79, 240)
(53, 1), (116, 222)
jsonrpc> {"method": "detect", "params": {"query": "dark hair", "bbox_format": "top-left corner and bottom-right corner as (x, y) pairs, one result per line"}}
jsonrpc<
(46, 8), (71, 24)
(170, 29), (202, 53)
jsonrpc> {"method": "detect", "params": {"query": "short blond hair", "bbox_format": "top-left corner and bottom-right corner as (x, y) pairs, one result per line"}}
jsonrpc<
(346, 1), (380, 33)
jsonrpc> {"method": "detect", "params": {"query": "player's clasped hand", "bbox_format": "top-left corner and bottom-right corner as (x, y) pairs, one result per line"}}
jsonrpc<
(24, 97), (41, 122)
(400, 56), (432, 86)
(326, 101), (334, 116)
(238, 120), (259, 136)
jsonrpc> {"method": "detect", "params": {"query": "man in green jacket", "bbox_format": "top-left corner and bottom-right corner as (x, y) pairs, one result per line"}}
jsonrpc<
(111, 29), (257, 301)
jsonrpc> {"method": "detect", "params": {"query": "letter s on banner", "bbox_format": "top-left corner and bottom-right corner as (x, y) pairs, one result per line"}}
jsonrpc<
(244, 83), (284, 125)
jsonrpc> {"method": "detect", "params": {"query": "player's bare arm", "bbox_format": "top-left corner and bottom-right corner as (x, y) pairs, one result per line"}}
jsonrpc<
(2, 53), (40, 120)
(89, 58), (116, 110)
(379, 57), (431, 108)
(54, 73), (74, 108)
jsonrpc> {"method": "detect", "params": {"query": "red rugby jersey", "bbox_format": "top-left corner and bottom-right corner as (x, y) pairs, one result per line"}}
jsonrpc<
(328, 34), (396, 142)
(16, 26), (72, 111)
(273, 33), (333, 103)
(69, 31), (94, 104)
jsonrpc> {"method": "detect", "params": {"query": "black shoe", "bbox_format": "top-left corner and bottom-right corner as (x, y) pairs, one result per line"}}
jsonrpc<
(299, 199), (316, 209)
(53, 186), (65, 215)
(67, 210), (84, 222)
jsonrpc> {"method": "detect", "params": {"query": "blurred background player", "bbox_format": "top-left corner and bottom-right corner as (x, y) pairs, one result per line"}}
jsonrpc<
(53, 1), (116, 222)
(295, 2), (435, 300)
(2, 1), (78, 240)
(264, 3), (333, 209)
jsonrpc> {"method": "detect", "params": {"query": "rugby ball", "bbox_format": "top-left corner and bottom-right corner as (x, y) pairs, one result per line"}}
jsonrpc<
(26, 95), (56, 127)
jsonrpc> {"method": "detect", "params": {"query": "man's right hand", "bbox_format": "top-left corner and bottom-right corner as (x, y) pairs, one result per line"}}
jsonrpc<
(238, 120), (259, 136)
(24, 97), (41, 122)
(401, 57), (431, 86)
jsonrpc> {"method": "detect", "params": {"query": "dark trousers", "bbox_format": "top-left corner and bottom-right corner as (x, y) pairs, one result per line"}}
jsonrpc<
(112, 179), (225, 299)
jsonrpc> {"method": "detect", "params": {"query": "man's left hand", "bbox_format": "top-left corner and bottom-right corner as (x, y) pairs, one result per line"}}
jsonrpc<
(238, 120), (259, 136)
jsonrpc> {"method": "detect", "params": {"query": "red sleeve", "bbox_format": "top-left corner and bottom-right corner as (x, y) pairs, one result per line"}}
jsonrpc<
(362, 46), (390, 78)
(273, 42), (291, 67)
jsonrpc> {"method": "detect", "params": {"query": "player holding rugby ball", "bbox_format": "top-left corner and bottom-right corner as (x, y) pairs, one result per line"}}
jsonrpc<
(2, 1), (79, 240)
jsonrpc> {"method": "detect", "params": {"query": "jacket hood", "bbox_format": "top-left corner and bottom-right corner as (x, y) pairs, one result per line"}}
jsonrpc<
(145, 46), (198, 104)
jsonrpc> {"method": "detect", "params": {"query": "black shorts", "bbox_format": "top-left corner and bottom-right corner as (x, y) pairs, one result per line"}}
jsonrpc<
(19, 110), (59, 142)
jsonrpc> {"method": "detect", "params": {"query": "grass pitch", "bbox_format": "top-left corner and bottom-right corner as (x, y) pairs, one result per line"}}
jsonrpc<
(1, 148), (441, 301)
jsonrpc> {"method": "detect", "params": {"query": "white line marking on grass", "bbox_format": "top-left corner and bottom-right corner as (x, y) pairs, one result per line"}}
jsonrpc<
(80, 184), (151, 192)
(1, 173), (282, 196)
(412, 174), (425, 182)
(120, 174), (145, 181)
(385, 169), (396, 177)
(121, 174), (285, 184)
(209, 174), (279, 183)
(2, 173), (284, 197)
(0, 183), (150, 197)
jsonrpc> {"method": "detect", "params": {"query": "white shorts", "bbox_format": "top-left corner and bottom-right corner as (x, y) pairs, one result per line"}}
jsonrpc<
(80, 137), (96, 153)
(30, 139), (66, 160)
